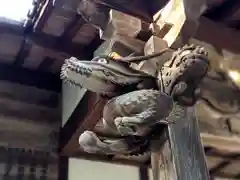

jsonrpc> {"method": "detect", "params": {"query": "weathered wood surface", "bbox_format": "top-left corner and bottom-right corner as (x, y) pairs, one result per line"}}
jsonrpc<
(88, 0), (152, 22)
(0, 80), (60, 152)
(153, 0), (240, 78)
(162, 105), (210, 180)
(130, 36), (172, 76)
(100, 10), (143, 40)
(60, 92), (107, 155)
(0, 80), (59, 122)
(94, 34), (145, 57)
(0, 60), (61, 92)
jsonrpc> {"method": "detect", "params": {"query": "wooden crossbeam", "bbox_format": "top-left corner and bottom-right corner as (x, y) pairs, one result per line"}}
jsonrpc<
(59, 91), (107, 155)
(0, 63), (61, 92)
(0, 21), (93, 59)
(84, 0), (153, 22)
(159, 106), (210, 179)
(0, 80), (59, 152)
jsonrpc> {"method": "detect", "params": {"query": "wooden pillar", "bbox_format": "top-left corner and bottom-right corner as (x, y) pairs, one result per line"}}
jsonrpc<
(158, 106), (210, 180)
(148, 0), (209, 178)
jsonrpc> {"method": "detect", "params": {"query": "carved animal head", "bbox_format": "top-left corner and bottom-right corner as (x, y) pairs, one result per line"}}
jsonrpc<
(158, 44), (210, 106)
(60, 56), (155, 95)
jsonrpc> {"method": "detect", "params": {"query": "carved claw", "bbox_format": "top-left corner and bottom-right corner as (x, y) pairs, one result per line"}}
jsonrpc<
(171, 81), (202, 106)
(79, 131), (130, 155)
(115, 117), (139, 135)
(79, 131), (150, 156)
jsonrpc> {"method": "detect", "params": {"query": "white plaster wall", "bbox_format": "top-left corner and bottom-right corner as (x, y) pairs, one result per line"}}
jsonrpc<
(68, 158), (139, 180)
(61, 83), (87, 127)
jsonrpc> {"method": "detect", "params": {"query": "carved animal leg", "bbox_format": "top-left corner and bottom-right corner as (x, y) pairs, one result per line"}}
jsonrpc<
(114, 108), (174, 136)
(79, 131), (130, 155)
(172, 81), (202, 106)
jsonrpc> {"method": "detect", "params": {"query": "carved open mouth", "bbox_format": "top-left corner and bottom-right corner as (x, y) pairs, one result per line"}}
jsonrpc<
(60, 58), (93, 87)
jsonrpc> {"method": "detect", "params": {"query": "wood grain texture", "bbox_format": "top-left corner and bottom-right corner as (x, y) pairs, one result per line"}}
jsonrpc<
(0, 80), (59, 108)
(92, 0), (152, 22)
(60, 92), (107, 155)
(166, 105), (210, 180)
(0, 80), (60, 153)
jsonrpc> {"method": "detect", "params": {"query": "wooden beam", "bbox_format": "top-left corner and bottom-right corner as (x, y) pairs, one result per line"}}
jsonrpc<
(90, 0), (152, 22)
(0, 21), (92, 59)
(100, 9), (143, 40)
(158, 106), (210, 180)
(33, 0), (54, 32)
(38, 57), (55, 72)
(58, 156), (69, 180)
(0, 63), (61, 92)
(59, 91), (107, 155)
(203, 0), (239, 22)
(139, 166), (149, 180)
(0, 81), (59, 108)
(28, 32), (90, 58)
(57, 14), (85, 43)
(0, 96), (58, 122)
(193, 17), (240, 55)
(71, 151), (149, 167)
(0, 114), (58, 152)
(153, 1), (240, 71)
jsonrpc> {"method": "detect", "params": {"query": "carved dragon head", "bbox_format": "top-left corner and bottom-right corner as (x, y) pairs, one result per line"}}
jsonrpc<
(60, 56), (156, 95)
(158, 44), (210, 106)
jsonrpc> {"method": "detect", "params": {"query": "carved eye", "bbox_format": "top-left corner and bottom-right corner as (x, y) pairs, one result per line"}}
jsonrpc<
(97, 58), (108, 64)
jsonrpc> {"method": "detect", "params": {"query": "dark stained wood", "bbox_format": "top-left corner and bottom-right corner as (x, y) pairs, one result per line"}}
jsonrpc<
(0, 114), (58, 152)
(58, 156), (68, 180)
(148, 0), (169, 17)
(139, 166), (149, 180)
(0, 80), (59, 108)
(0, 21), (92, 59)
(28, 33), (90, 58)
(13, 35), (32, 66)
(92, 0), (152, 22)
(60, 91), (97, 151)
(193, 17), (240, 55)
(0, 21), (24, 35)
(204, 0), (239, 22)
(56, 14), (85, 45)
(0, 62), (61, 92)
(82, 35), (104, 59)
(59, 91), (107, 155)
(71, 151), (149, 167)
(162, 105), (210, 180)
(0, 80), (60, 152)
(0, 96), (58, 122)
(33, 0), (54, 32)
(209, 154), (240, 176)
(38, 57), (55, 72)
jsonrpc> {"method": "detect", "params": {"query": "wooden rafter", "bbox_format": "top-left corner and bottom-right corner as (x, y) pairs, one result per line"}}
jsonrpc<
(0, 80), (59, 152)
(83, 0), (153, 22)
(33, 0), (54, 32)
(0, 21), (94, 60)
(0, 62), (61, 92)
